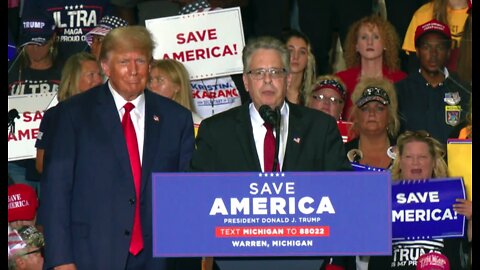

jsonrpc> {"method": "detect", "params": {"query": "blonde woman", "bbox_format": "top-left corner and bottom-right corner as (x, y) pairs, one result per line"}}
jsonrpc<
(369, 130), (469, 269)
(148, 59), (203, 135)
(345, 77), (400, 169)
(35, 52), (103, 173)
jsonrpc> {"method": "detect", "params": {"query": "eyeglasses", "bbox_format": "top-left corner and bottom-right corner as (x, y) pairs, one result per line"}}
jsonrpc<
(247, 68), (287, 80)
(311, 94), (344, 105)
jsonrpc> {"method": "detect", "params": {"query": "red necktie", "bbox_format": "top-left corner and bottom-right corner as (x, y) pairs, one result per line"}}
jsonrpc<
(122, 102), (144, 255)
(264, 123), (278, 172)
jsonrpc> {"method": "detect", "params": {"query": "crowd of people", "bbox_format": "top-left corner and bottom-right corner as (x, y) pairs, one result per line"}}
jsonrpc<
(8, 0), (472, 270)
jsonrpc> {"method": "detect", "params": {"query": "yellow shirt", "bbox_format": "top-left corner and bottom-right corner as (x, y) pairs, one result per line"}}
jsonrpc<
(402, 2), (468, 53)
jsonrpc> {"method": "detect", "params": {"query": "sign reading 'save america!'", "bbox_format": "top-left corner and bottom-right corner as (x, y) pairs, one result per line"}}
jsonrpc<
(152, 171), (392, 257)
(8, 93), (58, 161)
(145, 7), (245, 80)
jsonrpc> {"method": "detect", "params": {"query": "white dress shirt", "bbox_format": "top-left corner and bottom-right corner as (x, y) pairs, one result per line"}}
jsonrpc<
(109, 81), (145, 164)
(249, 102), (289, 172)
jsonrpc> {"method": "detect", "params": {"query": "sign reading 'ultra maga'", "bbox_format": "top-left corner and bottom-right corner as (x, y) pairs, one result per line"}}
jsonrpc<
(145, 7), (245, 80)
(152, 171), (392, 257)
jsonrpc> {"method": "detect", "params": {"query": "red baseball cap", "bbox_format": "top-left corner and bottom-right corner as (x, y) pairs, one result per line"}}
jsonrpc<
(8, 184), (39, 222)
(414, 19), (451, 47)
(416, 253), (450, 270)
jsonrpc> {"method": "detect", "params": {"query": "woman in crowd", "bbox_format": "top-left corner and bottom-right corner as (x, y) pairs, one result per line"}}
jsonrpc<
(8, 13), (62, 193)
(346, 76), (400, 269)
(344, 77), (400, 170)
(336, 14), (406, 120)
(147, 59), (202, 135)
(368, 130), (469, 269)
(307, 74), (347, 121)
(35, 52), (103, 173)
(308, 75), (354, 143)
(281, 29), (316, 105)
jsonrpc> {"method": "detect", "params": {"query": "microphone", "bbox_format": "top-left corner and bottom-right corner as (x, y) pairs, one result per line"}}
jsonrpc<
(259, 105), (281, 171)
(259, 105), (279, 127)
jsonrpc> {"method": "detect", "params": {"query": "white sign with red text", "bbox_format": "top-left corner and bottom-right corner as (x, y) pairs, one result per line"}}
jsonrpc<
(8, 93), (58, 161)
(145, 7), (245, 80)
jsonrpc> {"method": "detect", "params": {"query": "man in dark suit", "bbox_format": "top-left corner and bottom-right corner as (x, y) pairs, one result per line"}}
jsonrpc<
(38, 26), (195, 269)
(190, 36), (354, 270)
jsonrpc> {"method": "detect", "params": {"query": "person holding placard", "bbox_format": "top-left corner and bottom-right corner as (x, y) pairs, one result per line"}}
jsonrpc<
(8, 12), (62, 196)
(368, 130), (469, 270)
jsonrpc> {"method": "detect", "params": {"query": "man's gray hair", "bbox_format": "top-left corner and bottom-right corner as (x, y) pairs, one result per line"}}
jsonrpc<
(242, 36), (290, 73)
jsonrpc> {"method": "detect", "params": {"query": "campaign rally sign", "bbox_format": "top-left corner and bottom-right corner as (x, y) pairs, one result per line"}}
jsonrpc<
(8, 93), (58, 161)
(391, 178), (466, 240)
(152, 171), (392, 257)
(447, 139), (472, 200)
(145, 7), (245, 80)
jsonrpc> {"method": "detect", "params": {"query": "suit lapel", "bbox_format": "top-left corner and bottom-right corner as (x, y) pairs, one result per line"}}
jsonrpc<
(96, 85), (133, 180)
(235, 104), (262, 171)
(141, 90), (162, 193)
(283, 103), (305, 171)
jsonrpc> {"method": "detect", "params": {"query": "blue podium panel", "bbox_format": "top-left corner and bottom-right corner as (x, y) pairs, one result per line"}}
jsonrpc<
(152, 171), (392, 257)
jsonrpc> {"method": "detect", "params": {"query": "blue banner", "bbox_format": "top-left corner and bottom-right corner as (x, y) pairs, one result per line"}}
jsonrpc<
(391, 178), (466, 240)
(152, 171), (392, 257)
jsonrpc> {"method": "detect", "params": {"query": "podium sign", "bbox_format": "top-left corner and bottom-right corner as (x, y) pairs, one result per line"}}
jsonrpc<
(152, 171), (392, 257)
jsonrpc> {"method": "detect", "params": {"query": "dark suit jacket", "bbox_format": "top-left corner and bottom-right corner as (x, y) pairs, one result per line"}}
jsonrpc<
(38, 84), (195, 269)
(190, 102), (352, 172)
